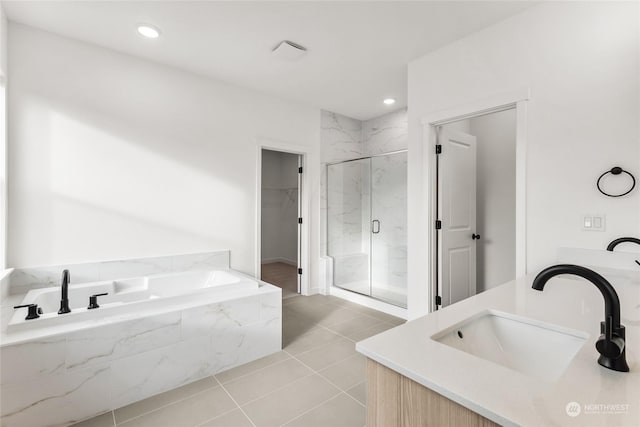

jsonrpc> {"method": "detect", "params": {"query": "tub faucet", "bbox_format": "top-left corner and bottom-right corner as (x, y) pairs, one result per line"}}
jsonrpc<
(58, 269), (71, 314)
(532, 264), (629, 372)
(606, 237), (640, 252)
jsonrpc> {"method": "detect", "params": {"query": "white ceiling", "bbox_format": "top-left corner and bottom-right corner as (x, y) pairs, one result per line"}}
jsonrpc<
(3, 1), (534, 120)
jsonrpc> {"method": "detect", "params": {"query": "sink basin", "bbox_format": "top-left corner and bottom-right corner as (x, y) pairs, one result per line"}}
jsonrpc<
(431, 310), (589, 381)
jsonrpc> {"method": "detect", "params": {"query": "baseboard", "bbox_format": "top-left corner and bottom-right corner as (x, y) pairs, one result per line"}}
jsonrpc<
(261, 257), (297, 266)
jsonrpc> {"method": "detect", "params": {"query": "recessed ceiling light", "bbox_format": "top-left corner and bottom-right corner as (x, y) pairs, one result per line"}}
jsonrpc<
(383, 98), (396, 105)
(137, 24), (161, 39)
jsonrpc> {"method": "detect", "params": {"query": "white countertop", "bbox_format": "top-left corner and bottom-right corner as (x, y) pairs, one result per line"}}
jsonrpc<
(356, 272), (640, 427)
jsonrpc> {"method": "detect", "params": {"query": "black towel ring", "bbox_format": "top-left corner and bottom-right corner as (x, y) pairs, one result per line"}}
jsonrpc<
(596, 166), (636, 197)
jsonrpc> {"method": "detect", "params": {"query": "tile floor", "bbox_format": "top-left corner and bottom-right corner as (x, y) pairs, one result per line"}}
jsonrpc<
(261, 262), (299, 299)
(72, 294), (404, 427)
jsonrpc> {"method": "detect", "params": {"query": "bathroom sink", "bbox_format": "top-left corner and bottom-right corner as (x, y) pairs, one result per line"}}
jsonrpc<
(431, 310), (588, 381)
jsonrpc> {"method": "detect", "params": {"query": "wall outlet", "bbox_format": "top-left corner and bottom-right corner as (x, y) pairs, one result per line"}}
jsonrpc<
(582, 214), (606, 231)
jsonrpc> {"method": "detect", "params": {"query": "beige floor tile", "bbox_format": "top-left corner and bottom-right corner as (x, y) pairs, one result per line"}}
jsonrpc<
(222, 358), (312, 405)
(286, 296), (342, 314)
(326, 316), (386, 339)
(347, 321), (398, 342)
(345, 304), (404, 324)
(346, 382), (366, 405)
(215, 351), (290, 384)
(283, 393), (365, 427)
(70, 412), (114, 427)
(318, 354), (366, 391)
(118, 386), (236, 427)
(294, 337), (355, 371)
(283, 313), (318, 346)
(284, 326), (344, 355)
(199, 409), (253, 427)
(114, 377), (217, 424)
(241, 374), (340, 427)
(365, 311), (406, 325)
(316, 307), (362, 327)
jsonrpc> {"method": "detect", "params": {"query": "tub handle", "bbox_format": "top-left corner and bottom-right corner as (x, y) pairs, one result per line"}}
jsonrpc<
(88, 293), (109, 310)
(13, 304), (43, 320)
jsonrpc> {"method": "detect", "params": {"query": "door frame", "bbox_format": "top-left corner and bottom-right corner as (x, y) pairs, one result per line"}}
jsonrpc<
(256, 139), (310, 296)
(421, 88), (529, 312)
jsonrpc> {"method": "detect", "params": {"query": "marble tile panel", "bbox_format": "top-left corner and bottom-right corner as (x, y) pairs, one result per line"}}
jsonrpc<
(66, 312), (182, 370)
(211, 317), (282, 374)
(0, 336), (67, 384)
(181, 295), (261, 341)
(362, 108), (408, 155)
(320, 110), (363, 163)
(1, 364), (111, 427)
(109, 336), (214, 410)
(10, 263), (101, 294)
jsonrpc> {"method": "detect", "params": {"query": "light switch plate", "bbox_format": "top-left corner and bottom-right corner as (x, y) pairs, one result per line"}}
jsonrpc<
(582, 214), (606, 231)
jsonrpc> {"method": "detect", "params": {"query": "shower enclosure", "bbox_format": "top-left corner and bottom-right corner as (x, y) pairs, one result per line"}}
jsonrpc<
(327, 151), (407, 308)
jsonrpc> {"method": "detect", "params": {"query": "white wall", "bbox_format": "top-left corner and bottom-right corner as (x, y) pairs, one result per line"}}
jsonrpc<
(8, 23), (321, 279)
(470, 109), (516, 292)
(261, 149), (299, 264)
(407, 1), (640, 318)
(0, 3), (6, 270)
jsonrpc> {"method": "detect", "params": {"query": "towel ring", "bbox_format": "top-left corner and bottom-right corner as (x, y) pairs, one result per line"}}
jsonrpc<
(597, 167), (636, 197)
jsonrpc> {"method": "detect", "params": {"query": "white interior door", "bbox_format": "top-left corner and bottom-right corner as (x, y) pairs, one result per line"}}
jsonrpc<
(438, 129), (478, 307)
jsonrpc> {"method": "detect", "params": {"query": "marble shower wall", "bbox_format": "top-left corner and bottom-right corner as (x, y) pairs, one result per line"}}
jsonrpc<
(321, 108), (408, 293)
(371, 153), (408, 294)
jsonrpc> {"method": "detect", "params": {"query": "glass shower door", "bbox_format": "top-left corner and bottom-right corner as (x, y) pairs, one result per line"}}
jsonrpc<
(370, 153), (408, 307)
(327, 159), (371, 297)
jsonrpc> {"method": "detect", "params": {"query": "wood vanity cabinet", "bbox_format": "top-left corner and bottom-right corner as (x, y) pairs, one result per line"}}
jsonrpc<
(366, 359), (501, 427)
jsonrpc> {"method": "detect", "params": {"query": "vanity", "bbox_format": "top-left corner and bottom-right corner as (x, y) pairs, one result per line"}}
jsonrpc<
(357, 266), (640, 426)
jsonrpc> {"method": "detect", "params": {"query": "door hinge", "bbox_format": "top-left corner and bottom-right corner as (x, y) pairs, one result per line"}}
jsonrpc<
(435, 144), (442, 154)
(298, 166), (303, 173)
(435, 295), (442, 306)
(298, 268), (303, 275)
(435, 220), (442, 230)
(298, 217), (303, 224)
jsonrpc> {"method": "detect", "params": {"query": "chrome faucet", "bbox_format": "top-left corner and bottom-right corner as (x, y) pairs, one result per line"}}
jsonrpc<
(58, 269), (71, 314)
(606, 237), (640, 252)
(532, 264), (629, 372)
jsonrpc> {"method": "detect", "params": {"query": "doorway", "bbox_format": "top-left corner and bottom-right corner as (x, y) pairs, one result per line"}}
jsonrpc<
(260, 149), (303, 298)
(436, 108), (518, 308)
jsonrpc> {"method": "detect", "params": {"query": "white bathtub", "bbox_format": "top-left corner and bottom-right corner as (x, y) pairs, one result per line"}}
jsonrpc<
(9, 269), (257, 331)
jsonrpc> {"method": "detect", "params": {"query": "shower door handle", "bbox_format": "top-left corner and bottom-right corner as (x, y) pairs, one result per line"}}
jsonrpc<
(371, 220), (381, 234)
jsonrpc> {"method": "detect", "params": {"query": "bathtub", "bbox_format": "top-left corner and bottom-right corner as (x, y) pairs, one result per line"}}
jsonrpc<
(1, 253), (282, 427)
(9, 269), (257, 331)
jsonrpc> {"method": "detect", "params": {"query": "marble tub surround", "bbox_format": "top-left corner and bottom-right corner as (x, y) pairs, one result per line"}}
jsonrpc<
(6, 250), (230, 295)
(357, 272), (640, 427)
(0, 281), (281, 427)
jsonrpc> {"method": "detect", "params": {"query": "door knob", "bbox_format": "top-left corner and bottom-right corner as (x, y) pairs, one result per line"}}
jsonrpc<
(472, 233), (481, 240)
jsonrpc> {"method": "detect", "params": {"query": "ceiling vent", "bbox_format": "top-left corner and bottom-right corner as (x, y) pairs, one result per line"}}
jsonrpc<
(272, 40), (307, 61)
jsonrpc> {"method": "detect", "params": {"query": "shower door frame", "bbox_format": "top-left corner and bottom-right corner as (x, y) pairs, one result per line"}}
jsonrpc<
(326, 149), (408, 308)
